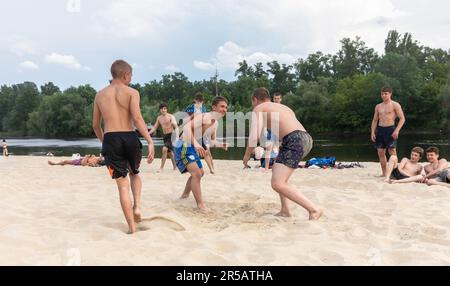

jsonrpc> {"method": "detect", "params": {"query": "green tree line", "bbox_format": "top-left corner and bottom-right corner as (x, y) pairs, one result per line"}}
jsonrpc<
(0, 30), (449, 138)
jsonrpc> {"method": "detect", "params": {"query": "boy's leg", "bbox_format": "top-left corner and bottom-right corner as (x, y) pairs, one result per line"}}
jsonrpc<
(265, 143), (272, 172)
(203, 151), (215, 174)
(129, 172), (142, 223)
(427, 178), (450, 188)
(181, 176), (192, 199)
(391, 175), (424, 184)
(115, 176), (136, 234)
(384, 155), (398, 182)
(185, 163), (207, 211)
(169, 151), (177, 170)
(277, 194), (291, 217)
(377, 148), (387, 176)
(271, 163), (323, 220)
(159, 147), (168, 171)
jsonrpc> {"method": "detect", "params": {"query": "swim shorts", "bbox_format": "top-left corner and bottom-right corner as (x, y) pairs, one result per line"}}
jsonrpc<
(375, 126), (397, 149)
(275, 130), (313, 169)
(102, 131), (143, 179)
(174, 140), (203, 174)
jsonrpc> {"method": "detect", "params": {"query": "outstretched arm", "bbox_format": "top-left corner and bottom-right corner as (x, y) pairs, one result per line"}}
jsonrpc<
(243, 109), (262, 167)
(148, 117), (160, 135)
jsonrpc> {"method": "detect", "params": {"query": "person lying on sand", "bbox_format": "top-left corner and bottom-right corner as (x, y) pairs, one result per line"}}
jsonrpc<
(48, 154), (105, 167)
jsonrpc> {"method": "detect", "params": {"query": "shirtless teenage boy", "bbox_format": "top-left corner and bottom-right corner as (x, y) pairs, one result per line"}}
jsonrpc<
(92, 60), (155, 234)
(149, 103), (178, 172)
(174, 96), (228, 212)
(384, 147), (424, 183)
(371, 86), (406, 176)
(243, 88), (323, 220)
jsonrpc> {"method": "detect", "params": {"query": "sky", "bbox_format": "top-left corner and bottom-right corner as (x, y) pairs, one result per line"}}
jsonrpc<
(0, 0), (449, 90)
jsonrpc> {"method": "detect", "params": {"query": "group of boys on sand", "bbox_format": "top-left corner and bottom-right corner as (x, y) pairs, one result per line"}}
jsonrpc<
(371, 86), (450, 188)
(91, 59), (449, 234)
(93, 60), (323, 234)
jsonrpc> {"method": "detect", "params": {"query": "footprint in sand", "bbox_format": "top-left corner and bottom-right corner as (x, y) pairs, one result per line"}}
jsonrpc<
(138, 216), (186, 231)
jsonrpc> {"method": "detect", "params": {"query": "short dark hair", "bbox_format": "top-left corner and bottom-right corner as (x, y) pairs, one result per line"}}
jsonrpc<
(194, 92), (204, 102)
(159, 103), (168, 110)
(252, 87), (271, 101)
(273, 92), (282, 97)
(426, 146), (440, 155)
(111, 60), (132, 79)
(211, 96), (228, 106)
(381, 86), (393, 93)
(411, 147), (424, 157)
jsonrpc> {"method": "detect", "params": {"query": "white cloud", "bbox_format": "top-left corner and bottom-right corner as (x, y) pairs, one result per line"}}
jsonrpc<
(93, 0), (190, 39)
(194, 61), (215, 71)
(10, 40), (37, 57)
(18, 61), (39, 71)
(45, 53), (90, 70)
(164, 64), (179, 72)
(194, 41), (299, 72)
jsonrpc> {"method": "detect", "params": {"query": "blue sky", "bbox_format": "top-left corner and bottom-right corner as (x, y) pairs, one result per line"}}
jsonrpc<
(1, 0), (449, 90)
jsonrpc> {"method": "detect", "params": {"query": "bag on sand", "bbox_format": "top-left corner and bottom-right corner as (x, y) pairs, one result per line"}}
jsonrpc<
(306, 157), (336, 168)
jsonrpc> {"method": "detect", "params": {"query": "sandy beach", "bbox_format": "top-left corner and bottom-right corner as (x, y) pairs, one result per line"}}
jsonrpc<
(0, 156), (449, 266)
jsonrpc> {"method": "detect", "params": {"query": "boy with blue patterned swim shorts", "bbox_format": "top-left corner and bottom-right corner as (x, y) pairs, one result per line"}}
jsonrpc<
(175, 96), (228, 212)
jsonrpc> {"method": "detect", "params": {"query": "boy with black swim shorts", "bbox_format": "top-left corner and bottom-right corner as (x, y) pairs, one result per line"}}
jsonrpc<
(371, 86), (406, 177)
(93, 60), (155, 234)
(149, 103), (178, 172)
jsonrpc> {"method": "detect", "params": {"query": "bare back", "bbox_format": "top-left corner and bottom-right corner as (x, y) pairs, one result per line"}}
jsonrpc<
(95, 83), (135, 133)
(255, 102), (306, 139)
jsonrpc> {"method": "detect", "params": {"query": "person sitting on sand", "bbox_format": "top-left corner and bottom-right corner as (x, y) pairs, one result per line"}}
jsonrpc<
(48, 154), (104, 167)
(384, 147), (424, 183)
(391, 146), (449, 185)
(243, 87), (323, 220)
(423, 147), (450, 188)
(254, 145), (279, 171)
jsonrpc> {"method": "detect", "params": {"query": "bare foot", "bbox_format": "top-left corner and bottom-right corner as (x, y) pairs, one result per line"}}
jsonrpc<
(127, 224), (137, 234)
(133, 208), (142, 223)
(275, 211), (292, 217)
(391, 180), (398, 184)
(157, 168), (163, 173)
(210, 169), (215, 175)
(197, 204), (210, 213)
(48, 161), (56, 165)
(309, 207), (324, 221)
(383, 178), (391, 183)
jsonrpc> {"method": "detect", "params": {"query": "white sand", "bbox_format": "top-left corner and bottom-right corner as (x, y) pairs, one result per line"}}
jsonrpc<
(0, 156), (449, 265)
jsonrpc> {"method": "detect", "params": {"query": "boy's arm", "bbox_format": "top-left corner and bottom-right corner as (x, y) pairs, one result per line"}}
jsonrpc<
(130, 90), (155, 163)
(398, 158), (408, 170)
(392, 103), (406, 140)
(425, 159), (448, 178)
(209, 122), (227, 150)
(243, 110), (261, 167)
(148, 117), (160, 135)
(92, 96), (104, 143)
(171, 115), (179, 139)
(370, 105), (379, 142)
